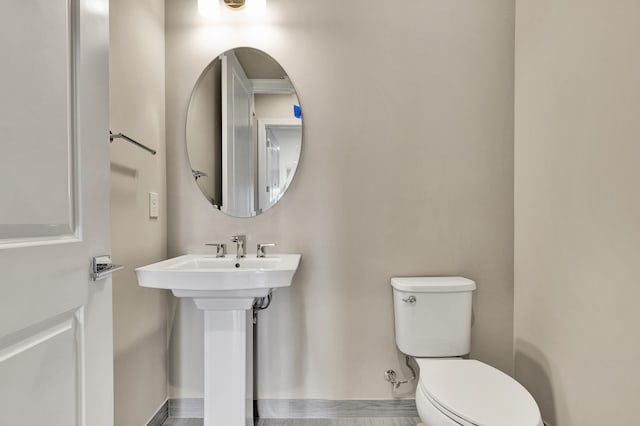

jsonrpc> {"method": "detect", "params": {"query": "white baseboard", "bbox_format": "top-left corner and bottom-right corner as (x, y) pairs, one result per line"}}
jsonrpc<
(168, 398), (419, 419)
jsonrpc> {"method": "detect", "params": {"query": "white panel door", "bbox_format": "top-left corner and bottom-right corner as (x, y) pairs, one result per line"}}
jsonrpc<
(257, 119), (302, 212)
(221, 51), (255, 216)
(0, 1), (112, 426)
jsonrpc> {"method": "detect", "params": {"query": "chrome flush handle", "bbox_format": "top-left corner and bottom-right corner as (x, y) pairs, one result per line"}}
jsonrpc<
(402, 295), (416, 304)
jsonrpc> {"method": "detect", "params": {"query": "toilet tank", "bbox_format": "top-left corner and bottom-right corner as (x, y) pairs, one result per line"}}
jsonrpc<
(391, 277), (476, 357)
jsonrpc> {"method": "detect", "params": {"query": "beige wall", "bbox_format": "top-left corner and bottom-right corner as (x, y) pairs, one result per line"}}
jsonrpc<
(110, 0), (169, 424)
(514, 1), (640, 425)
(254, 93), (299, 119)
(166, 0), (515, 399)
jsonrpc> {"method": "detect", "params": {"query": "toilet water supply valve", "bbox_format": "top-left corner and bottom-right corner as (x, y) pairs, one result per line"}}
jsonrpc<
(384, 355), (417, 389)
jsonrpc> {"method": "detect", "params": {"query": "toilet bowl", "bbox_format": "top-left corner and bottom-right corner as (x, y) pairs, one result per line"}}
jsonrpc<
(415, 359), (542, 426)
(391, 277), (542, 426)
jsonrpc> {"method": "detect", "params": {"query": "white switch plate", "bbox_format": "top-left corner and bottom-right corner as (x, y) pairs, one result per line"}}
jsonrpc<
(149, 192), (159, 218)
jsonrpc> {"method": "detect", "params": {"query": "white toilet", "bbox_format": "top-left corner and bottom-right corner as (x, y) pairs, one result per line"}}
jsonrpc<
(391, 277), (543, 426)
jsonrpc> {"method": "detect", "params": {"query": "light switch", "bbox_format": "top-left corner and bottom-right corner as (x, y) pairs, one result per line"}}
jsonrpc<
(149, 192), (159, 218)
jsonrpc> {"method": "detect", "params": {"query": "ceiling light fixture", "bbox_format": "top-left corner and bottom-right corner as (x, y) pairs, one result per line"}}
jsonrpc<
(198, 0), (266, 17)
(223, 0), (245, 9)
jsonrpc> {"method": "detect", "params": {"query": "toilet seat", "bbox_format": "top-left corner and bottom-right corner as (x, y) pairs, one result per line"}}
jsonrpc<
(416, 358), (542, 426)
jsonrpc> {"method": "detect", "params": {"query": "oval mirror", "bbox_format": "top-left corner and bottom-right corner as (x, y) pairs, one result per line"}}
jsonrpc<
(186, 47), (302, 218)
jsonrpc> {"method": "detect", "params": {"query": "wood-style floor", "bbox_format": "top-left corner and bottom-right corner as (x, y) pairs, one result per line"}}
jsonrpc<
(162, 418), (421, 426)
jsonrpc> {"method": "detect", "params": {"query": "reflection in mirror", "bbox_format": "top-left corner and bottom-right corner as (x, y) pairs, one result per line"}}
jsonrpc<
(186, 47), (302, 218)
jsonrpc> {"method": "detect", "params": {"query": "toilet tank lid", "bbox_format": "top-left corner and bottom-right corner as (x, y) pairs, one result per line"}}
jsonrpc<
(391, 277), (476, 293)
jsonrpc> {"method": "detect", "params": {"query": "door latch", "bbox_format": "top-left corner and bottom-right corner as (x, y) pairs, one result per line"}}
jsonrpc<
(91, 255), (124, 281)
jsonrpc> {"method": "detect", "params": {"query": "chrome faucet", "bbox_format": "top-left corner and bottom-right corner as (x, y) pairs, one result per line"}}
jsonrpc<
(231, 235), (246, 258)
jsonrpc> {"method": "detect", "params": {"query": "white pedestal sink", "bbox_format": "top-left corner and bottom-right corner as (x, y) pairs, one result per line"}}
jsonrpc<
(135, 254), (301, 426)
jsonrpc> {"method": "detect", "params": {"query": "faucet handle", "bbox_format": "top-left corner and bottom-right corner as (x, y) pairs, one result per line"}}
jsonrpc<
(257, 243), (276, 258)
(205, 243), (227, 258)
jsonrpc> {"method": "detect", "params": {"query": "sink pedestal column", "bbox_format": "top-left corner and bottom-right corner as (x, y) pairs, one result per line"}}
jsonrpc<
(204, 310), (253, 426)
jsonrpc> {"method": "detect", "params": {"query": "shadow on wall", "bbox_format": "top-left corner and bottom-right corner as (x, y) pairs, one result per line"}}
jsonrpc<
(165, 261), (310, 398)
(255, 259), (308, 395)
(169, 297), (205, 395)
(114, 319), (167, 425)
(514, 339), (560, 426)
(390, 348), (418, 398)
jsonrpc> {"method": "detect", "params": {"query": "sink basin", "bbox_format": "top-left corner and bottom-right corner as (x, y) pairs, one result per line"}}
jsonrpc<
(135, 254), (301, 310)
(136, 252), (301, 425)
